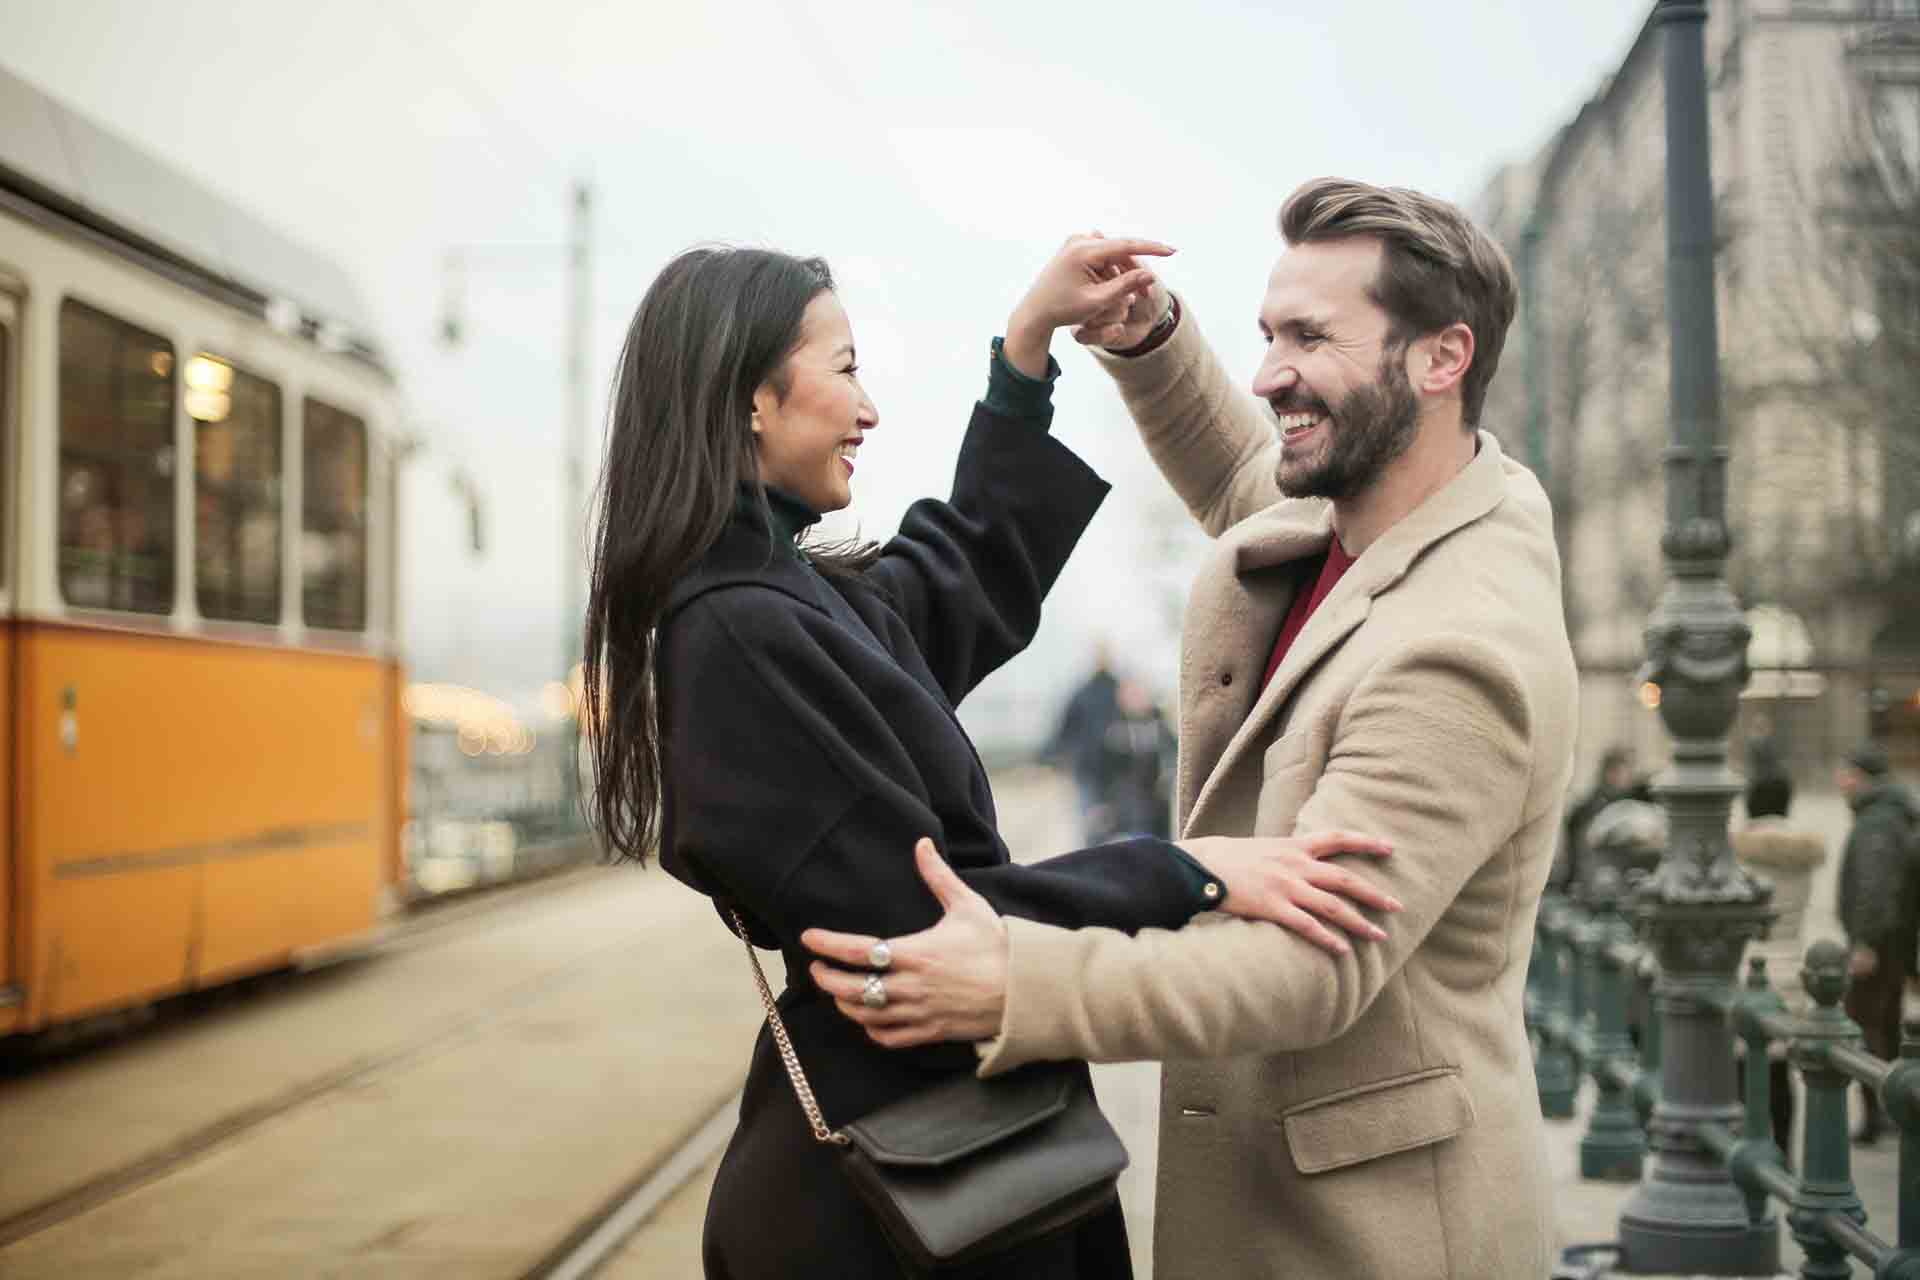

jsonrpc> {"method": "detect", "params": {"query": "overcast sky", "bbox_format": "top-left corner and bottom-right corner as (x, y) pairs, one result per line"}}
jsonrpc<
(2, 0), (1651, 748)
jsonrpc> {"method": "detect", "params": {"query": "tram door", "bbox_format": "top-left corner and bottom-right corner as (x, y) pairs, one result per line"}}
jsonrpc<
(0, 289), (16, 1010)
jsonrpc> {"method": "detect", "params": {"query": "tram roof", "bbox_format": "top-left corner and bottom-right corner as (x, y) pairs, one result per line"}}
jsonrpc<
(0, 63), (390, 375)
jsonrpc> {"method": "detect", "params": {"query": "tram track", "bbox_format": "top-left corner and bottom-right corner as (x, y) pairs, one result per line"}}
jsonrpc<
(0, 864), (633, 1251)
(524, 1092), (739, 1279)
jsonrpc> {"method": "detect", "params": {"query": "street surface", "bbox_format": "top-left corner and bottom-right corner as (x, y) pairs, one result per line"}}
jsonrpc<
(0, 773), (1889, 1278)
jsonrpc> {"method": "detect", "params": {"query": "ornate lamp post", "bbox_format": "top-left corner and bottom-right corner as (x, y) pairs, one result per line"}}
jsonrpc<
(1614, 1), (1778, 1272)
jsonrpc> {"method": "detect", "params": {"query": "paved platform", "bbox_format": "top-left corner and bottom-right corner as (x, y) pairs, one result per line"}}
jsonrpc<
(0, 865), (762, 1277)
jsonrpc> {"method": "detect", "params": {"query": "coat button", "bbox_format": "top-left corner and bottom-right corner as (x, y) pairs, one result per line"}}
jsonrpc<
(1219, 671), (1233, 687)
(1203, 882), (1221, 900)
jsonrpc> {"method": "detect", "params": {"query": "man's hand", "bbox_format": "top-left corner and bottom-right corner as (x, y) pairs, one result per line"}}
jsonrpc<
(1003, 234), (1174, 377)
(801, 839), (1010, 1049)
(1073, 259), (1172, 352)
(1181, 832), (1402, 955)
(1852, 944), (1880, 978)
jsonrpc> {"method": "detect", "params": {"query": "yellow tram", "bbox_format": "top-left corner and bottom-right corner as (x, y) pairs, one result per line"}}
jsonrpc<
(0, 66), (408, 1037)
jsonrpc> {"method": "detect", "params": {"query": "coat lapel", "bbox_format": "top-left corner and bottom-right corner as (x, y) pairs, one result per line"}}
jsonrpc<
(1181, 432), (1515, 837)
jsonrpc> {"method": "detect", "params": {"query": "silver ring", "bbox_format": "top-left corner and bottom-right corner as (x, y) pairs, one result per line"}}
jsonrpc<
(861, 974), (888, 1009)
(868, 940), (893, 971)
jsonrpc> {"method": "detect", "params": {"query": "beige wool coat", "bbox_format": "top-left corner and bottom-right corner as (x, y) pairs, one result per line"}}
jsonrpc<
(976, 304), (1579, 1279)
(1733, 819), (1828, 1019)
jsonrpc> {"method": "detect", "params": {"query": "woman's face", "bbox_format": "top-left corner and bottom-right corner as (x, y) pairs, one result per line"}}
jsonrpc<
(752, 292), (879, 514)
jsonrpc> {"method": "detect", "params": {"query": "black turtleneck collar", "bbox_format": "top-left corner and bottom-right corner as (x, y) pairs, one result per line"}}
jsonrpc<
(733, 484), (821, 555)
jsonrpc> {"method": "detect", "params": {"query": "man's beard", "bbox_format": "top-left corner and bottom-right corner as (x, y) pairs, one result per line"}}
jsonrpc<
(1274, 344), (1420, 500)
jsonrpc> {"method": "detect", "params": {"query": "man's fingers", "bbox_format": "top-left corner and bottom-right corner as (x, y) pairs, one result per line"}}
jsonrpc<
(1089, 269), (1156, 311)
(1307, 864), (1404, 914)
(1303, 831), (1394, 859)
(799, 927), (885, 967)
(811, 961), (924, 1004)
(916, 838), (982, 913)
(1295, 885), (1388, 942)
(1276, 904), (1351, 956)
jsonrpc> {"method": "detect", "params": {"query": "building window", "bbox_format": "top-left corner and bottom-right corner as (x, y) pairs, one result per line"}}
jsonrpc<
(302, 397), (367, 631)
(190, 355), (282, 624)
(58, 299), (176, 614)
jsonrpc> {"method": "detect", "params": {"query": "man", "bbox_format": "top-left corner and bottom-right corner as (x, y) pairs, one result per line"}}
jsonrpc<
(1559, 745), (1635, 894)
(1044, 642), (1121, 841)
(1835, 741), (1919, 1144)
(805, 178), (1577, 1279)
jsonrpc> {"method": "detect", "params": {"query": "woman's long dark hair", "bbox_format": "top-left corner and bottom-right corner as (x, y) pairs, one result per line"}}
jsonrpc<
(582, 247), (876, 863)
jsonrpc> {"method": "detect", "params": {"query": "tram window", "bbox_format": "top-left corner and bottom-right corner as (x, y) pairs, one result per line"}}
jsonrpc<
(191, 356), (281, 624)
(302, 397), (367, 631)
(58, 300), (176, 614)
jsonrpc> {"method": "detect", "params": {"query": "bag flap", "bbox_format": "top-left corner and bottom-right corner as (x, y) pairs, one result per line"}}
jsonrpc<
(1282, 1066), (1474, 1175)
(841, 1068), (1073, 1169)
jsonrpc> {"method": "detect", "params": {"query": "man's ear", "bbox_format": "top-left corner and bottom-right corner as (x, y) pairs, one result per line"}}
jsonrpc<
(1416, 322), (1474, 397)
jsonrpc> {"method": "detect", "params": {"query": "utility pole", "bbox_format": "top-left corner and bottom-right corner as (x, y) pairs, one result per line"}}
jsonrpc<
(562, 181), (592, 814)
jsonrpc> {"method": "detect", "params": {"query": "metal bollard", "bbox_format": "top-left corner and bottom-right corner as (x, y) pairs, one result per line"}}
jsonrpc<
(1790, 940), (1869, 1280)
(1537, 893), (1579, 1119)
(1581, 870), (1645, 1179)
(1632, 949), (1662, 1129)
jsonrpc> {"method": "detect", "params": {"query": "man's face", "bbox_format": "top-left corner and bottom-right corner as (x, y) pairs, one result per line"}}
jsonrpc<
(1836, 765), (1864, 799)
(1253, 237), (1421, 500)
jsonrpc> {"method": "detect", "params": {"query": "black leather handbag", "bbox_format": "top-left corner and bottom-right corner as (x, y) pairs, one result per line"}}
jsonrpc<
(728, 909), (1129, 1272)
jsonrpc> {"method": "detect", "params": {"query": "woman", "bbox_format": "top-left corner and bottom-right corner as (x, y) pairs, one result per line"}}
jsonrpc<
(582, 240), (1396, 1278)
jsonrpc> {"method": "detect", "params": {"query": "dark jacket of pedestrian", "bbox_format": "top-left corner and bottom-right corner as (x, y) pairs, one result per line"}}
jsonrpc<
(656, 405), (1223, 1275)
(1836, 778), (1920, 957)
(1047, 668), (1119, 785)
(1091, 701), (1177, 842)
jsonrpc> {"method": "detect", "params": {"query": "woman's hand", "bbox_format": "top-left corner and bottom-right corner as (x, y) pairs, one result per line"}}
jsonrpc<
(1181, 833), (1402, 955)
(1073, 262), (1171, 352)
(1003, 234), (1174, 377)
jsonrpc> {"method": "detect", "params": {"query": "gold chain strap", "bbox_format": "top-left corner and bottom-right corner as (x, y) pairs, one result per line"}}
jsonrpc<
(728, 907), (850, 1147)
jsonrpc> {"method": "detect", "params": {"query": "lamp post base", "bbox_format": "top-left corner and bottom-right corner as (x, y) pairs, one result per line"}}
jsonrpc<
(1618, 1174), (1779, 1275)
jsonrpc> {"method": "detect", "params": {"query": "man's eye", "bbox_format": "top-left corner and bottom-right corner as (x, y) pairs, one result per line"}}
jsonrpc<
(842, 365), (859, 376)
(1299, 331), (1326, 348)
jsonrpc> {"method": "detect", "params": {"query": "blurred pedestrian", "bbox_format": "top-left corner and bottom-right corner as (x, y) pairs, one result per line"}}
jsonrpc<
(1044, 642), (1120, 840)
(1556, 746), (1635, 893)
(1834, 741), (1920, 1145)
(583, 240), (1392, 1279)
(1088, 678), (1177, 843)
(1732, 773), (1826, 1167)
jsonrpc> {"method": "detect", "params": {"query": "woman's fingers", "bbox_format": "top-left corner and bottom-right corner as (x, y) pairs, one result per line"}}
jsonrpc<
(1302, 830), (1395, 860)
(1307, 863), (1404, 914)
(1275, 903), (1351, 956)
(1088, 268), (1157, 311)
(1082, 237), (1175, 263)
(1293, 884), (1389, 942)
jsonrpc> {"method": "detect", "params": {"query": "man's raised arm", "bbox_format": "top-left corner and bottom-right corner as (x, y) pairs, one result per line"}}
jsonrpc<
(1087, 288), (1283, 535)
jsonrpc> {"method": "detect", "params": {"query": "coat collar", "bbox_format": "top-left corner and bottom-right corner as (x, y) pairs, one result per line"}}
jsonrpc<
(664, 493), (832, 621)
(1184, 431), (1513, 835)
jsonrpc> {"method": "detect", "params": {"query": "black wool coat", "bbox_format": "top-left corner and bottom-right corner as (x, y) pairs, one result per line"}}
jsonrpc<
(657, 403), (1215, 1279)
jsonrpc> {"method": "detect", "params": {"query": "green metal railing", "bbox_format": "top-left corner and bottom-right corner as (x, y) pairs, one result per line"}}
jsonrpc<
(1530, 873), (1920, 1280)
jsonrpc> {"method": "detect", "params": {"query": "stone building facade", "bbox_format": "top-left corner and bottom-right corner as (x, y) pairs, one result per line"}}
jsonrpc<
(1474, 0), (1920, 788)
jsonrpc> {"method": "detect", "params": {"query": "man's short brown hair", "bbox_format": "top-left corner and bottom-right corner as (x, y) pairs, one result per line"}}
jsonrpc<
(1279, 177), (1518, 428)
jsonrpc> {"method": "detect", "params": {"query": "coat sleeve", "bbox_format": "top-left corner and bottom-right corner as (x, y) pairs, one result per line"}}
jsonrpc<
(661, 591), (1213, 957)
(1090, 295), (1283, 538)
(975, 633), (1536, 1073)
(861, 402), (1109, 707)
